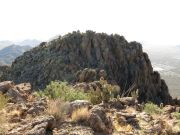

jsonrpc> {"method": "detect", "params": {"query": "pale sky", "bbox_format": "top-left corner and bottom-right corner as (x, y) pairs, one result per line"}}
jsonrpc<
(0, 0), (180, 46)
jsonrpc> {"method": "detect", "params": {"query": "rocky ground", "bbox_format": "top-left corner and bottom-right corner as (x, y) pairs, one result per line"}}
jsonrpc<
(0, 81), (180, 135)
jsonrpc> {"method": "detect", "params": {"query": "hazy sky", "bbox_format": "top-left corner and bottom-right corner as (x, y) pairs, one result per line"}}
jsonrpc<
(0, 0), (180, 46)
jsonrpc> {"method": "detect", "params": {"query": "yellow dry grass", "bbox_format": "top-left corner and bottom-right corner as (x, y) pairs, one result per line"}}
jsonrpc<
(9, 109), (22, 117)
(0, 113), (6, 134)
(114, 120), (133, 132)
(46, 99), (70, 122)
(0, 94), (8, 110)
(71, 107), (90, 122)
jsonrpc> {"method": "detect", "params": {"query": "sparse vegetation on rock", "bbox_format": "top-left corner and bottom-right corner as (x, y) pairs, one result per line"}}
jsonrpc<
(144, 102), (162, 115)
(36, 81), (89, 101)
(46, 99), (70, 122)
(71, 107), (90, 123)
(0, 31), (179, 135)
(0, 80), (179, 135)
(0, 31), (172, 104)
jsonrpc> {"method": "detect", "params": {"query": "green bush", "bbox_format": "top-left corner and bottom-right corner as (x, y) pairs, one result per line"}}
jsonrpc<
(36, 79), (120, 104)
(144, 102), (162, 115)
(172, 112), (180, 120)
(36, 81), (89, 102)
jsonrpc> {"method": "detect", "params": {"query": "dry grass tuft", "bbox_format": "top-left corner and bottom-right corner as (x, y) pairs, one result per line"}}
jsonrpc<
(71, 107), (90, 122)
(0, 94), (8, 134)
(0, 112), (7, 134)
(114, 120), (133, 132)
(0, 94), (8, 110)
(46, 99), (70, 122)
(9, 109), (22, 117)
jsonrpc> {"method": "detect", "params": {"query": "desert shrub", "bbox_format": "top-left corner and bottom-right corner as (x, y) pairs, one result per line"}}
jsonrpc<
(37, 80), (120, 104)
(46, 99), (70, 121)
(144, 102), (162, 114)
(64, 88), (88, 102)
(36, 81), (89, 102)
(172, 112), (180, 120)
(71, 107), (90, 122)
(87, 78), (120, 104)
(99, 77), (119, 102)
(0, 94), (8, 110)
(87, 88), (102, 105)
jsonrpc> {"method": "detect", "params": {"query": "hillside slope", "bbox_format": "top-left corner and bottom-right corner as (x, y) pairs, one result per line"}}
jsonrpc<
(1, 31), (172, 104)
(0, 45), (32, 65)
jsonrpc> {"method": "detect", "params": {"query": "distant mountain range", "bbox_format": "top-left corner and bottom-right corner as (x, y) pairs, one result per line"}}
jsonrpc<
(15, 39), (41, 47)
(176, 45), (180, 48)
(0, 45), (32, 65)
(0, 39), (41, 65)
(0, 40), (14, 50)
(0, 39), (41, 50)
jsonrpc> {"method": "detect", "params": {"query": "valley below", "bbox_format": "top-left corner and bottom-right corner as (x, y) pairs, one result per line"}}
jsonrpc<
(144, 46), (180, 98)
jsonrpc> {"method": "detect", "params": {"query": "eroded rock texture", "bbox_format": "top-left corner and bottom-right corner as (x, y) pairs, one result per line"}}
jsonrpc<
(1, 31), (172, 104)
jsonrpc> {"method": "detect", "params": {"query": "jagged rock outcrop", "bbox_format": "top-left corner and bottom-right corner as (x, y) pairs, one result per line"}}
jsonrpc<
(1, 31), (172, 104)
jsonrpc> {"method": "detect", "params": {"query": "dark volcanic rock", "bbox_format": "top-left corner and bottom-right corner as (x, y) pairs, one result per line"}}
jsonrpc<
(1, 31), (172, 104)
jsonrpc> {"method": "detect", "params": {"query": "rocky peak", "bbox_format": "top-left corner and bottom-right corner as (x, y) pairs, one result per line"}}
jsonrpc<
(0, 31), (172, 104)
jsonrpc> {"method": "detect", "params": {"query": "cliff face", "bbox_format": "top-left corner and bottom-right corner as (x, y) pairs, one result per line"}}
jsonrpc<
(2, 31), (172, 104)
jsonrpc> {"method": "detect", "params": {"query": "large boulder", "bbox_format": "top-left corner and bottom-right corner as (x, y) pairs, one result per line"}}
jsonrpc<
(0, 81), (33, 103)
(0, 81), (14, 93)
(119, 97), (136, 106)
(69, 100), (92, 114)
(88, 105), (113, 133)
